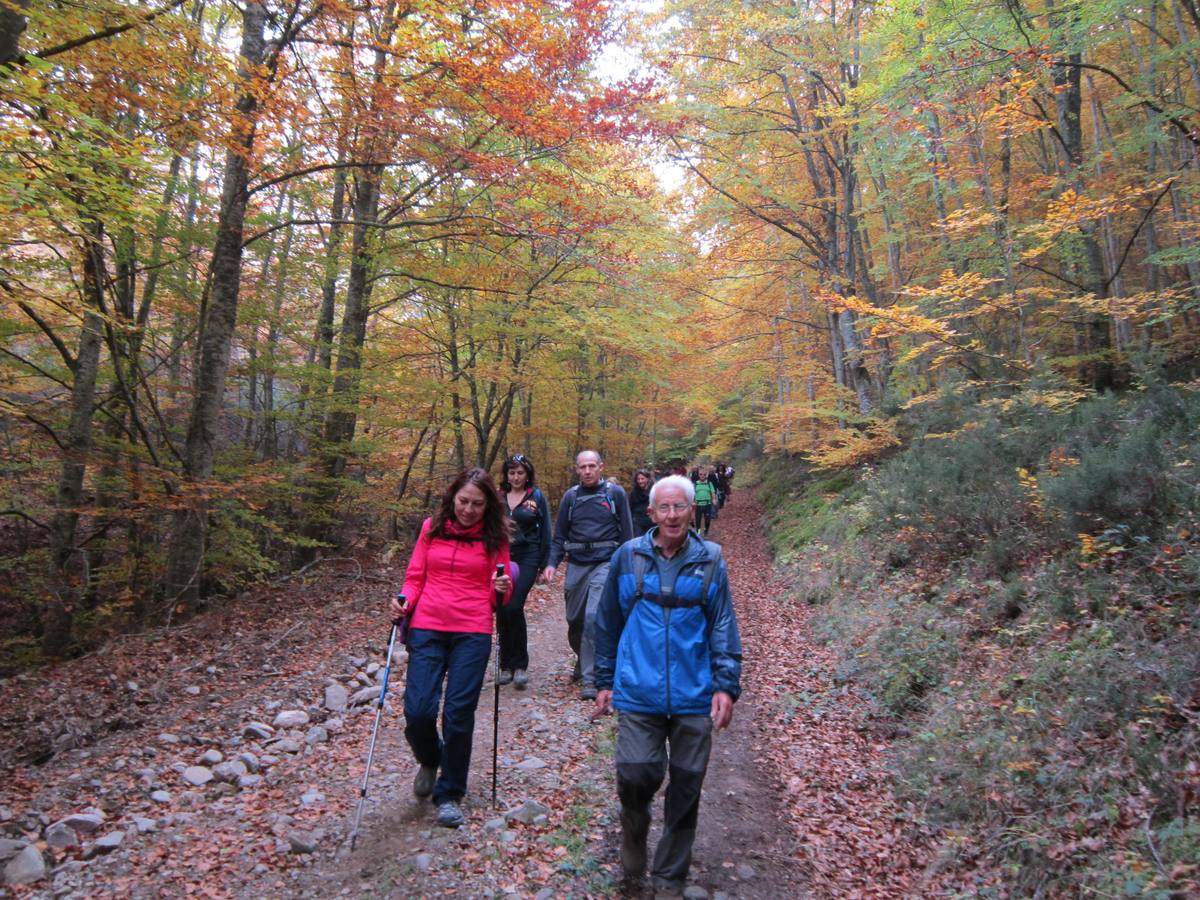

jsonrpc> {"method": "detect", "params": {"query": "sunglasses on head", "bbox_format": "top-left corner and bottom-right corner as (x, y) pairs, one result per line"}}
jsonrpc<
(508, 454), (529, 465)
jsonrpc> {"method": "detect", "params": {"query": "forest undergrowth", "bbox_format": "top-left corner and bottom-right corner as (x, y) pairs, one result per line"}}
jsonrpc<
(753, 374), (1200, 897)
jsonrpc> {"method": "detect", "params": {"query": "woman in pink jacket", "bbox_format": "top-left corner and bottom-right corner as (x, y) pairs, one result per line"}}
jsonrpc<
(389, 468), (512, 828)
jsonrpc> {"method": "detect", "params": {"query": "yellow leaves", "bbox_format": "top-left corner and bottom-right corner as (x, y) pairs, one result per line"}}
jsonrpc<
(1020, 181), (1173, 259)
(805, 420), (899, 469)
(937, 207), (998, 236)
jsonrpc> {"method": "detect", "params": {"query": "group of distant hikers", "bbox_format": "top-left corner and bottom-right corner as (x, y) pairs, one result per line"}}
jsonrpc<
(383, 450), (742, 895)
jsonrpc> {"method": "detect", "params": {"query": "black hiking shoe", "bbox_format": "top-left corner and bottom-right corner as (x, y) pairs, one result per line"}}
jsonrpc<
(413, 764), (436, 799)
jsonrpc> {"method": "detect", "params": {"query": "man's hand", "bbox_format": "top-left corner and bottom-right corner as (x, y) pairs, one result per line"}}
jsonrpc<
(710, 691), (734, 730)
(540, 565), (556, 584)
(592, 689), (613, 720)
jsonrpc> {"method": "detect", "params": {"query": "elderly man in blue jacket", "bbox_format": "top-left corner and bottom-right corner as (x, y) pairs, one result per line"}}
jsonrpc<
(593, 474), (742, 896)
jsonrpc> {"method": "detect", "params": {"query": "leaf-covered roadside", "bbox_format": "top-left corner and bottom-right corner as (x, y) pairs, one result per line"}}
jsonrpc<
(755, 378), (1200, 897)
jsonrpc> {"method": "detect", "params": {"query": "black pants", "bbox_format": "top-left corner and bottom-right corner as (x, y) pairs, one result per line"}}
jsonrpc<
(497, 547), (539, 671)
(694, 503), (713, 533)
(616, 711), (713, 888)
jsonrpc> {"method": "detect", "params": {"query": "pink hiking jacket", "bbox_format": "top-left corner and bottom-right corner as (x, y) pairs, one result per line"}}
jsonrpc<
(402, 518), (513, 635)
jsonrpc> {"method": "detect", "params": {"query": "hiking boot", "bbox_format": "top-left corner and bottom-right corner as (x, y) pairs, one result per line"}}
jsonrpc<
(581, 686), (597, 701)
(651, 877), (684, 898)
(620, 828), (647, 877)
(436, 801), (465, 828)
(497, 669), (513, 685)
(513, 668), (528, 689)
(571, 660), (582, 682)
(413, 764), (436, 799)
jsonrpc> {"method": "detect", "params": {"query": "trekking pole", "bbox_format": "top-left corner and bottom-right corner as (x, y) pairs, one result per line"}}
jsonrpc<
(349, 595), (405, 851)
(492, 564), (504, 808)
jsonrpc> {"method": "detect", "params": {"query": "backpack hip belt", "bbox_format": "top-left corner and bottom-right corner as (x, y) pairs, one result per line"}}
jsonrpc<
(564, 540), (620, 552)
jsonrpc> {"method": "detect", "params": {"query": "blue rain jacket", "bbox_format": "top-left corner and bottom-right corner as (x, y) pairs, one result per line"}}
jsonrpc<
(594, 530), (742, 715)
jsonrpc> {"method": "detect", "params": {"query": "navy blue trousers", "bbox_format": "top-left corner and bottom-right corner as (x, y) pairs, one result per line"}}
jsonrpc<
(403, 628), (491, 804)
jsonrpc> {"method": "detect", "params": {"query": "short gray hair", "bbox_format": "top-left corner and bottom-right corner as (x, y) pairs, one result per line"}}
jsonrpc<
(575, 449), (602, 465)
(648, 475), (695, 507)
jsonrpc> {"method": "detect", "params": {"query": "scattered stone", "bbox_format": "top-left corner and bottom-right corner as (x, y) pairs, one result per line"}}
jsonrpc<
(212, 761), (248, 783)
(503, 800), (551, 825)
(299, 790), (324, 808)
(242, 722), (274, 740)
(253, 863), (269, 875)
(0, 839), (27, 863)
(288, 831), (318, 854)
(735, 864), (757, 880)
(150, 790), (171, 804)
(205, 665), (217, 675)
(713, 893), (731, 900)
(484, 818), (505, 832)
(365, 662), (380, 676)
(355, 672), (373, 687)
(499, 830), (516, 843)
(87, 832), (125, 856)
(56, 812), (104, 835)
(535, 889), (555, 900)
(414, 853), (433, 871)
(177, 791), (202, 809)
(259, 754), (280, 767)
(184, 685), (201, 696)
(324, 717), (344, 735)
(133, 817), (157, 834)
(237, 774), (263, 790)
(349, 656), (367, 669)
(514, 757), (547, 770)
(158, 733), (180, 745)
(211, 782), (237, 798)
(532, 814), (549, 827)
(323, 684), (348, 712)
(44, 823), (78, 851)
(271, 739), (302, 754)
(181, 766), (214, 787)
(682, 887), (708, 900)
(4, 845), (46, 885)
(272, 710), (310, 729)
(198, 749), (224, 766)
(238, 752), (260, 773)
(304, 726), (329, 746)
(0, 807), (11, 823)
(348, 686), (378, 707)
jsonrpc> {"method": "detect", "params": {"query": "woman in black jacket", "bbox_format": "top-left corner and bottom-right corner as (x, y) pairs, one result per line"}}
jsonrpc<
(498, 454), (551, 688)
(629, 469), (654, 535)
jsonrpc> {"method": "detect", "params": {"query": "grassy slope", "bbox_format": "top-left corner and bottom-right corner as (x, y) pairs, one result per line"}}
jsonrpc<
(753, 379), (1200, 897)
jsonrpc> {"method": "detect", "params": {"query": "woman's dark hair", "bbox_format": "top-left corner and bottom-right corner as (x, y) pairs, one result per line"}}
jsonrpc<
(500, 453), (536, 491)
(429, 467), (510, 553)
(634, 468), (652, 483)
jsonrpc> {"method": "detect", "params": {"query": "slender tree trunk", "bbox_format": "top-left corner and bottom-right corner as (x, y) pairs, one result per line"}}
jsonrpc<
(166, 1), (268, 610)
(44, 220), (107, 655)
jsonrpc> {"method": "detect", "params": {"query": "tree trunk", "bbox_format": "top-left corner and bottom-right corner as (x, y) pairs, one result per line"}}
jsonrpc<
(43, 219), (107, 656)
(166, 1), (268, 610)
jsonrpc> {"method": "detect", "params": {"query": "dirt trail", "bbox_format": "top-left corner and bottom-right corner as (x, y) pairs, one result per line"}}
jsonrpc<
(1, 491), (932, 898)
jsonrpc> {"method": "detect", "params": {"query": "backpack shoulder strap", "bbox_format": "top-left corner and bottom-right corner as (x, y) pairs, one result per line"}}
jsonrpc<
(699, 541), (723, 609)
(633, 549), (652, 600)
(564, 484), (580, 525)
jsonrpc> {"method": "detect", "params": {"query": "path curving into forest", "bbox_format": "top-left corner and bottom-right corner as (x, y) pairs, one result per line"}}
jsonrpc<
(0, 491), (938, 898)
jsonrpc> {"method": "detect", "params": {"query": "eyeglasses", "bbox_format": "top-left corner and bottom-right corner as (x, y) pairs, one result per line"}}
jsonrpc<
(653, 503), (691, 515)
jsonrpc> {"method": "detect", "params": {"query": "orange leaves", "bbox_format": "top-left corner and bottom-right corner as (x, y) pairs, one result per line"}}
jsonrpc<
(1021, 181), (1174, 259)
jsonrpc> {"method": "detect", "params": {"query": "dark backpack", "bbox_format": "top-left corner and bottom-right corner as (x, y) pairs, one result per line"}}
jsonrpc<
(631, 540), (724, 614)
(564, 482), (621, 528)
